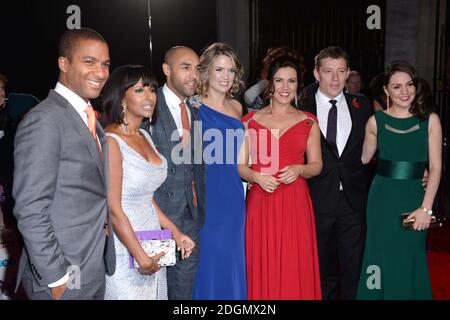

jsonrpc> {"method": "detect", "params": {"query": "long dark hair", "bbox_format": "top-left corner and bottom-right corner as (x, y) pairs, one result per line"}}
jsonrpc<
(383, 60), (432, 119)
(102, 64), (158, 125)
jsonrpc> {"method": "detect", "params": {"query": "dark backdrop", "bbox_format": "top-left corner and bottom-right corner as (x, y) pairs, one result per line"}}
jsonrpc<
(0, 0), (217, 100)
(249, 0), (386, 93)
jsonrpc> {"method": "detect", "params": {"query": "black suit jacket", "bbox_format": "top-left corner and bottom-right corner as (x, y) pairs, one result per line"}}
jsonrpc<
(302, 90), (373, 213)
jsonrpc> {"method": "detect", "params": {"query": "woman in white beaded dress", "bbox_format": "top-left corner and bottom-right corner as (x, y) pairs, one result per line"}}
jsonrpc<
(102, 65), (195, 300)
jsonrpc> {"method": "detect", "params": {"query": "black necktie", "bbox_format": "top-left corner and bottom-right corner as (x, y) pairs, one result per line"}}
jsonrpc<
(326, 99), (338, 155)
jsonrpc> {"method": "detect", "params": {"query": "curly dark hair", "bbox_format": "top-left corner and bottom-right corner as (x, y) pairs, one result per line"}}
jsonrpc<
(261, 47), (305, 81)
(383, 60), (432, 119)
(263, 55), (303, 107)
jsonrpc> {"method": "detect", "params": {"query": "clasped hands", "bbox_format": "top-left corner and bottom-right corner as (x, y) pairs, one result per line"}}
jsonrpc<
(255, 165), (303, 193)
(138, 232), (196, 276)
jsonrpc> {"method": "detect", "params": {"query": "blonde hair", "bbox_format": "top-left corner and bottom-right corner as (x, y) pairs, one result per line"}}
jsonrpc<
(197, 42), (243, 99)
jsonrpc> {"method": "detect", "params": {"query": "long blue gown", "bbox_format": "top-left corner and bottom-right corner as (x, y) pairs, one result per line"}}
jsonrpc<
(192, 103), (247, 300)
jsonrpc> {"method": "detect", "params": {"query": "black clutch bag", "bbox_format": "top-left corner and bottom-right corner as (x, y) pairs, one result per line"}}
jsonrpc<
(401, 212), (437, 229)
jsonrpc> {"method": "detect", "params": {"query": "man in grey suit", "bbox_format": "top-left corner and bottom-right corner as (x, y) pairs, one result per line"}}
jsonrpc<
(13, 28), (115, 300)
(143, 46), (205, 300)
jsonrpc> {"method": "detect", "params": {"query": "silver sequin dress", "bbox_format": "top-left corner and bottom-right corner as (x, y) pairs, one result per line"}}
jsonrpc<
(105, 129), (168, 300)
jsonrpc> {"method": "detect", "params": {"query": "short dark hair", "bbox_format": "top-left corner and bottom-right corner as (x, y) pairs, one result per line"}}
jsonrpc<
(102, 65), (158, 125)
(264, 55), (303, 104)
(58, 28), (107, 60)
(383, 60), (432, 119)
(315, 46), (349, 70)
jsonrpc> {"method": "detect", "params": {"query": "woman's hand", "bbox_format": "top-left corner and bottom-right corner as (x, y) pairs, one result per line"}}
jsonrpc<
(254, 172), (280, 193)
(173, 231), (196, 260)
(407, 208), (432, 231)
(277, 165), (303, 184)
(138, 251), (165, 275)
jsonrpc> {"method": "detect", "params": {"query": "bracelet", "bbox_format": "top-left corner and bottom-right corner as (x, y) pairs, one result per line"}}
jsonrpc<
(421, 207), (433, 215)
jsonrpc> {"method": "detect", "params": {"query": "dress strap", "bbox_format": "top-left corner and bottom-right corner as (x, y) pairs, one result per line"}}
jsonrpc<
(105, 132), (129, 156)
(241, 111), (257, 123)
(105, 132), (126, 146)
(302, 111), (318, 124)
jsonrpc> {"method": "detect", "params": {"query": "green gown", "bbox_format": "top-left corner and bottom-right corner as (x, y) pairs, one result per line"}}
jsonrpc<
(357, 112), (432, 300)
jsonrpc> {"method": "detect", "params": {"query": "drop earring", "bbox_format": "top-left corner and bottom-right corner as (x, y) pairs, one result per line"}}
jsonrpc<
(386, 95), (390, 115)
(121, 106), (129, 134)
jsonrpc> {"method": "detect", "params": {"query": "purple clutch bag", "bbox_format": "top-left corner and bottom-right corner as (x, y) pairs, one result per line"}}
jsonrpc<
(129, 230), (176, 268)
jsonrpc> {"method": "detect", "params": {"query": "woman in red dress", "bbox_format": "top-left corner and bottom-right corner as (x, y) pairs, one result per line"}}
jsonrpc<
(239, 55), (322, 299)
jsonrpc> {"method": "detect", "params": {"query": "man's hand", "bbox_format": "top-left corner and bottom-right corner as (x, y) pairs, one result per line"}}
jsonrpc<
(51, 282), (68, 300)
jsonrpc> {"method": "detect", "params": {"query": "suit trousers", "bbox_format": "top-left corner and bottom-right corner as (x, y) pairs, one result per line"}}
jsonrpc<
(167, 205), (200, 300)
(314, 191), (366, 300)
(21, 273), (106, 300)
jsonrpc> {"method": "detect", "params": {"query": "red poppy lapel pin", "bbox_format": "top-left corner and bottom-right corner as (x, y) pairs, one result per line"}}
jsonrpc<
(351, 98), (360, 109)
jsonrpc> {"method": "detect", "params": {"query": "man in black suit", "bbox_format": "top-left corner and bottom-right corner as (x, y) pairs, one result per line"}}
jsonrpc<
(302, 47), (373, 300)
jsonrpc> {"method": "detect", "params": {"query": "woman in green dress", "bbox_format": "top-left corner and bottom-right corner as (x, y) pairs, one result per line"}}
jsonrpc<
(357, 61), (442, 299)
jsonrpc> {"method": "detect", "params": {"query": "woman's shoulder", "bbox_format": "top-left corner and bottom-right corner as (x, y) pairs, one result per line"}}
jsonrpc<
(427, 112), (441, 128)
(301, 110), (318, 123)
(105, 125), (126, 145)
(428, 112), (440, 121)
(228, 98), (243, 115)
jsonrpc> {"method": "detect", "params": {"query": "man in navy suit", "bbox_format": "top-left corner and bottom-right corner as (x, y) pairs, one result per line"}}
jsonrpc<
(143, 46), (205, 300)
(302, 46), (373, 300)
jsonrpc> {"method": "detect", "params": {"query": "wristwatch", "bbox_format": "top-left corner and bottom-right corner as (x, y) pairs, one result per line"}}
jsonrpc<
(421, 207), (433, 215)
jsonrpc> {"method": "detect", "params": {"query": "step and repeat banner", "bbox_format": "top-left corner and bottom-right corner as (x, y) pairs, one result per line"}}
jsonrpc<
(0, 213), (20, 300)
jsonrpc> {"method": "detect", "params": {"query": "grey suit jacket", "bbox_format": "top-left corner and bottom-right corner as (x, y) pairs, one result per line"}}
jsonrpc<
(144, 87), (205, 237)
(13, 90), (115, 294)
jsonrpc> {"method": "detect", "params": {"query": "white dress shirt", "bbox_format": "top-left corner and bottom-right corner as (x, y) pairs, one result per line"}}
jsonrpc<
(316, 89), (352, 191)
(315, 89), (352, 157)
(55, 82), (101, 149)
(162, 84), (191, 137)
(55, 82), (90, 127)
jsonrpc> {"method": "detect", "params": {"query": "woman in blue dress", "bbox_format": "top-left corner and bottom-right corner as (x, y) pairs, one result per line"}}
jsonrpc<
(192, 43), (247, 299)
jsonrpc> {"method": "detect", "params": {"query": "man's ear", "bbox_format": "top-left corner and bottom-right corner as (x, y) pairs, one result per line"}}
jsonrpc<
(58, 57), (68, 73)
(313, 68), (320, 82)
(162, 63), (171, 77)
(345, 68), (350, 81)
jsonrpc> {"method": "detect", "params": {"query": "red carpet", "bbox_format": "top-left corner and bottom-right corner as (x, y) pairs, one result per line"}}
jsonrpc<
(427, 225), (450, 300)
